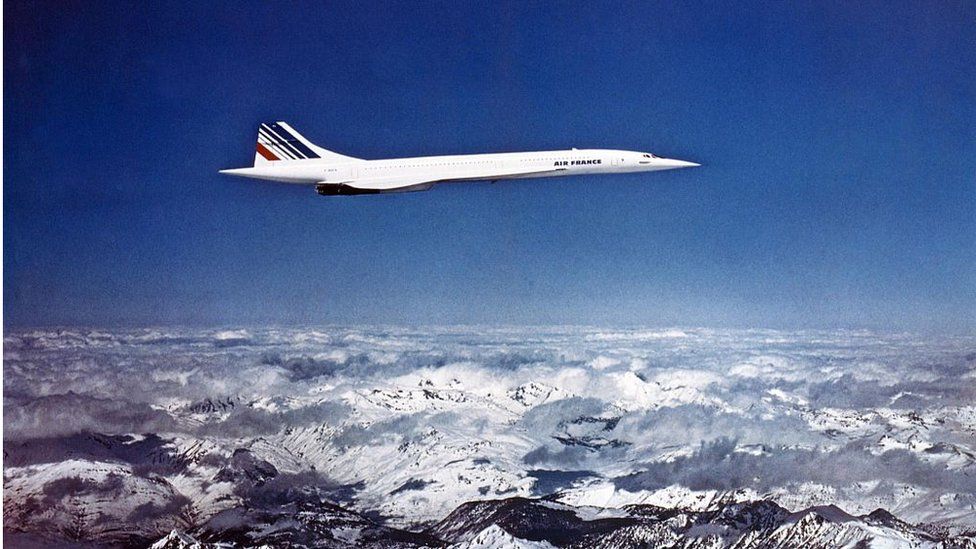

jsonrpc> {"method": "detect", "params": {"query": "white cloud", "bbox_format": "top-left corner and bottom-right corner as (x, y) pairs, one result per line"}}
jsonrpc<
(3, 326), (975, 532)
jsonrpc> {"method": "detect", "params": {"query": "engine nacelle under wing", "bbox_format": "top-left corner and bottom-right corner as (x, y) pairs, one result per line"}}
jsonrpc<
(315, 182), (435, 196)
(315, 183), (380, 196)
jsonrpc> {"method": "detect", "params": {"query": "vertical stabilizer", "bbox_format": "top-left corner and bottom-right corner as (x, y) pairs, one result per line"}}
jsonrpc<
(254, 122), (360, 165)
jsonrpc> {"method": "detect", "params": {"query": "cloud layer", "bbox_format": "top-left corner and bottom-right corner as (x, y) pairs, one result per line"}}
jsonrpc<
(4, 326), (975, 537)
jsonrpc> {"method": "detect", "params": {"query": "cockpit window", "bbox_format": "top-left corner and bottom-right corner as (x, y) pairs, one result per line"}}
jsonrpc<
(642, 153), (656, 158)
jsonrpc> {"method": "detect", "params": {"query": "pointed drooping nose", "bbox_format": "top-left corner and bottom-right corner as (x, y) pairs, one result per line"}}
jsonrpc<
(657, 158), (700, 169)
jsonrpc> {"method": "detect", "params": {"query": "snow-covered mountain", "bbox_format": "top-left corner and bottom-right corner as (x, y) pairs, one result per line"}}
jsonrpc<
(4, 326), (975, 547)
(145, 495), (976, 548)
(431, 496), (976, 548)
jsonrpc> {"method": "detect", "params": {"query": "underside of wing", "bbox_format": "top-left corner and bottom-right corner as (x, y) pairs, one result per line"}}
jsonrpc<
(326, 166), (568, 194)
(441, 166), (569, 183)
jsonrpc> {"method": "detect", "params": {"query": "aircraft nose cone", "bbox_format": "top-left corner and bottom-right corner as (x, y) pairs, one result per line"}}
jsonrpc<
(660, 158), (700, 169)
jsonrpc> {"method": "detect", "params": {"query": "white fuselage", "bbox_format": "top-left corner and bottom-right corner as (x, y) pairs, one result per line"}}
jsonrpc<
(222, 148), (698, 193)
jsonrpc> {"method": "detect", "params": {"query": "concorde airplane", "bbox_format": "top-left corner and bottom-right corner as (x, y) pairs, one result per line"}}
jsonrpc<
(219, 122), (699, 195)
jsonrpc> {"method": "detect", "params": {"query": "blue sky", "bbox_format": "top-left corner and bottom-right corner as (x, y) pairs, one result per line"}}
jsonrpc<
(4, 1), (974, 330)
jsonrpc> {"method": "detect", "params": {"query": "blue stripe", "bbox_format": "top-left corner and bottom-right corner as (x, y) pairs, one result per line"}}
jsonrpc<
(268, 123), (320, 159)
(260, 126), (305, 159)
(266, 141), (298, 160)
(258, 129), (299, 159)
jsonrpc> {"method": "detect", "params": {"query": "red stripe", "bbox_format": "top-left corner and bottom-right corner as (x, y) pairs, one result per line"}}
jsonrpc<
(256, 142), (279, 161)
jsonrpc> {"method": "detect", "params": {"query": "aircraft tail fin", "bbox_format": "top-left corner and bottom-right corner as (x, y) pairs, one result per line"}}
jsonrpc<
(254, 121), (360, 165)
